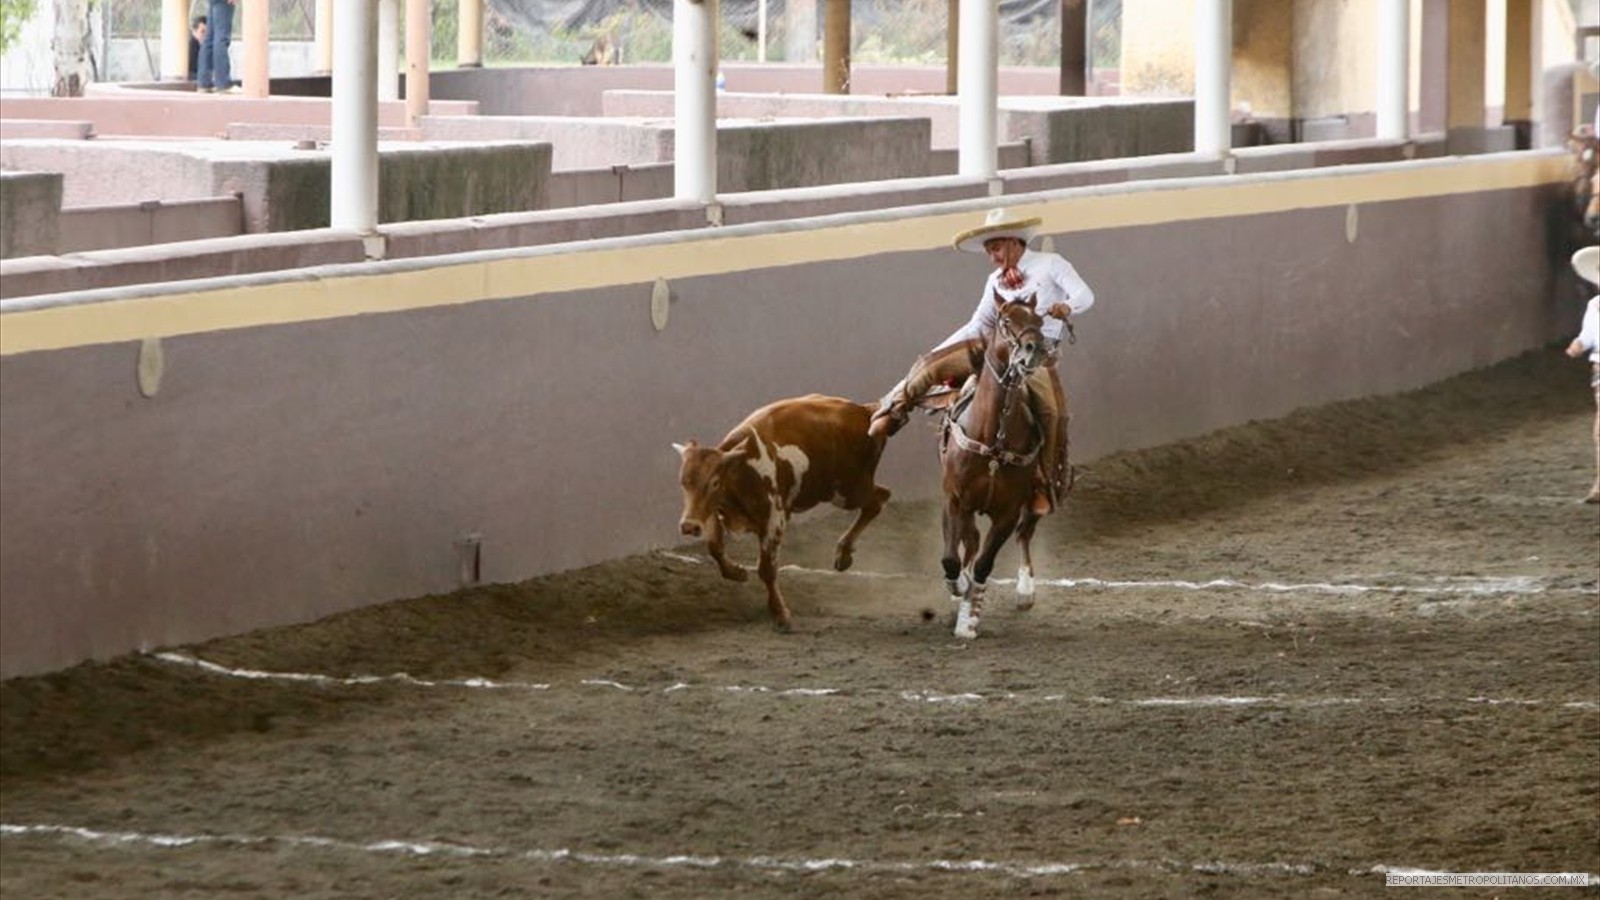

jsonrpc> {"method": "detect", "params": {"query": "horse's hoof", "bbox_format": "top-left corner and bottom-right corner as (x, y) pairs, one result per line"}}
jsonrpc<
(1015, 568), (1035, 610)
(721, 566), (750, 583)
(954, 600), (979, 639)
(772, 617), (793, 634)
(833, 547), (854, 571)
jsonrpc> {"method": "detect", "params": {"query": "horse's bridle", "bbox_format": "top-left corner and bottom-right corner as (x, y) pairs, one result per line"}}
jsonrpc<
(990, 314), (1049, 386)
(950, 312), (1048, 474)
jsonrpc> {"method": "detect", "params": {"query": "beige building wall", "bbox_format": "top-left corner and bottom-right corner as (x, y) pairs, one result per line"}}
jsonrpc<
(1233, 0), (1294, 119)
(1292, 0), (1379, 120)
(1122, 0), (1575, 138)
(1120, 0), (1201, 96)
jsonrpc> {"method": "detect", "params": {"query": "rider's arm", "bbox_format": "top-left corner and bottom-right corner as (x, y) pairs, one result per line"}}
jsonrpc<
(1570, 297), (1599, 359)
(935, 271), (1002, 351)
(1046, 254), (1094, 318)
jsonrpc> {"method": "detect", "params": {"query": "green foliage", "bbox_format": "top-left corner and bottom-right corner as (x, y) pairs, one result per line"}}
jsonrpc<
(1, 0), (39, 55)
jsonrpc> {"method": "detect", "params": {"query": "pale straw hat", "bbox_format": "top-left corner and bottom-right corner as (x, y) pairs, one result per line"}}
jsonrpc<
(1573, 245), (1599, 286)
(952, 208), (1042, 254)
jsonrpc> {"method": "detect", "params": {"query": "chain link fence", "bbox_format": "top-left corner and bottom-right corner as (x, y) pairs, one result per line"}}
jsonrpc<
(106, 0), (1118, 70)
(108, 0), (313, 40)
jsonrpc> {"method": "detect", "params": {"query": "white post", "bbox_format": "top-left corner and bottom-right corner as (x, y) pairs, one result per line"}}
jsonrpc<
(404, 0), (430, 126)
(315, 0), (334, 74)
(1193, 0), (1232, 156)
(160, 0), (187, 80)
(332, 0), (379, 233)
(458, 0), (484, 67)
(377, 0), (399, 101)
(1377, 0), (1409, 140)
(758, 0), (768, 63)
(957, 0), (997, 179)
(242, 0), (271, 97)
(674, 0), (716, 203)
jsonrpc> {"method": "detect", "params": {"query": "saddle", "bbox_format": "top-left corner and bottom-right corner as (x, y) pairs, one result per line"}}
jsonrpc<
(924, 376), (1041, 465)
(915, 377), (977, 418)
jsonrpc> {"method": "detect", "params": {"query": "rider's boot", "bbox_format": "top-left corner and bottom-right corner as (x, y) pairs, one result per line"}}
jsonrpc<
(869, 384), (911, 440)
(1029, 477), (1054, 517)
(868, 405), (905, 440)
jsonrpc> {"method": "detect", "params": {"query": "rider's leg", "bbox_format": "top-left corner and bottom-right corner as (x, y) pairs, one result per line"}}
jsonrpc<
(1025, 367), (1067, 515)
(869, 341), (981, 438)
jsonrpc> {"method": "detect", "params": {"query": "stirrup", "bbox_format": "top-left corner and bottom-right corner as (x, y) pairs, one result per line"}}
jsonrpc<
(1029, 486), (1054, 516)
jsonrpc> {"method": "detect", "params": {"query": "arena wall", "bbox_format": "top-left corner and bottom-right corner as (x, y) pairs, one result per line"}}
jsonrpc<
(0, 151), (1573, 679)
(425, 64), (1081, 118)
(0, 140), (554, 236)
(0, 93), (479, 139)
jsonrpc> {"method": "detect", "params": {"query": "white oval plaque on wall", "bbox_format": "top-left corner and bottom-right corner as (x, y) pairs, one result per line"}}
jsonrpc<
(651, 278), (670, 332)
(137, 337), (164, 398)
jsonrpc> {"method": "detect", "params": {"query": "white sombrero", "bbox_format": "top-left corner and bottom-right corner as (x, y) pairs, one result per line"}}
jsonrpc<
(1574, 245), (1599, 285)
(953, 208), (1042, 254)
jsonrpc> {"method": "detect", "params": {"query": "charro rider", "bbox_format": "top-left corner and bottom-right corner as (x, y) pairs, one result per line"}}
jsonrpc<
(1565, 245), (1600, 504)
(868, 208), (1095, 516)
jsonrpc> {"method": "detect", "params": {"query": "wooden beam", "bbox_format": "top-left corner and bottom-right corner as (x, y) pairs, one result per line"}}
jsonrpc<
(824, 0), (850, 93)
(1059, 0), (1086, 95)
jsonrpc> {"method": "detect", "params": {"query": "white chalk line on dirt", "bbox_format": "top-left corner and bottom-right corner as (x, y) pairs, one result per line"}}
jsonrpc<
(152, 652), (554, 691)
(662, 551), (1599, 598)
(151, 653), (1599, 712)
(5, 821), (1517, 882)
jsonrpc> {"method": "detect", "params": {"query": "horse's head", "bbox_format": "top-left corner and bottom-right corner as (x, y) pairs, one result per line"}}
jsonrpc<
(989, 290), (1049, 378)
(1569, 126), (1598, 177)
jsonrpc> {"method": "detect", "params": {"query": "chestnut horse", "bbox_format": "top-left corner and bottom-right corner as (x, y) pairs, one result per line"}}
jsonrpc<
(1568, 126), (1599, 237)
(939, 293), (1049, 640)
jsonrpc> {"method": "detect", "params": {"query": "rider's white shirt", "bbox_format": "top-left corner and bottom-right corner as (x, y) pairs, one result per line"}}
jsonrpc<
(934, 249), (1095, 351)
(1578, 295), (1600, 364)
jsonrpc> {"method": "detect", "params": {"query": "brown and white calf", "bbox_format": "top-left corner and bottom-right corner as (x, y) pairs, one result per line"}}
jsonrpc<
(674, 394), (891, 631)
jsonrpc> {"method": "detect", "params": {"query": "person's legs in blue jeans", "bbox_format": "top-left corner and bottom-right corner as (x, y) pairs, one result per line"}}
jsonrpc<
(207, 0), (234, 90)
(195, 10), (214, 89)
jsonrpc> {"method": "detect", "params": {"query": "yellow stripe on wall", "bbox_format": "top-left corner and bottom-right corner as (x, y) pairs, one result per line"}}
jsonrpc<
(0, 153), (1566, 357)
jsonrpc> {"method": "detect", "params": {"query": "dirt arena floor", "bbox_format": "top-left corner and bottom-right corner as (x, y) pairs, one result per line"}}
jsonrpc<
(2, 350), (1598, 899)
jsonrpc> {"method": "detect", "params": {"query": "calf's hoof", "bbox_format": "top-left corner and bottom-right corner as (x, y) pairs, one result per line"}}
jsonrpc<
(771, 617), (793, 634)
(719, 565), (750, 582)
(833, 545), (854, 571)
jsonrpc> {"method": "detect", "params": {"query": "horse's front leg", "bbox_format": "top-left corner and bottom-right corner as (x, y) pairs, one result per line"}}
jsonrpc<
(960, 515), (980, 575)
(940, 496), (970, 604)
(956, 507), (1023, 640)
